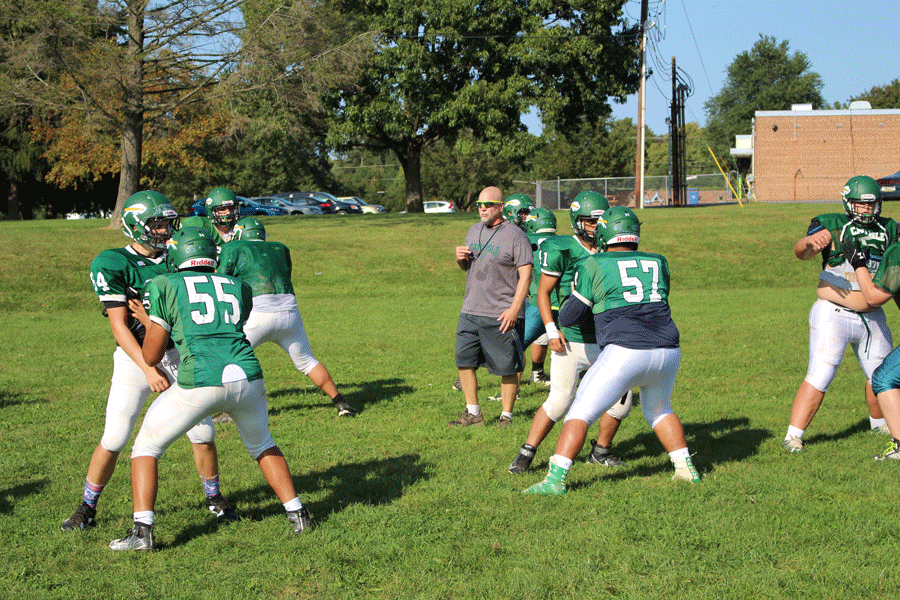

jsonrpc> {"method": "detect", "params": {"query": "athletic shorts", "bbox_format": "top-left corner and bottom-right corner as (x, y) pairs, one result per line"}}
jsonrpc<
(455, 313), (525, 377)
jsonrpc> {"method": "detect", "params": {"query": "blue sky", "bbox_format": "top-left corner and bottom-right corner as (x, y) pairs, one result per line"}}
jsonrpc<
(525, 0), (899, 135)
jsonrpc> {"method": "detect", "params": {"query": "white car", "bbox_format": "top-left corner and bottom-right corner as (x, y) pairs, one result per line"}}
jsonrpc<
(424, 200), (457, 213)
(337, 196), (385, 214)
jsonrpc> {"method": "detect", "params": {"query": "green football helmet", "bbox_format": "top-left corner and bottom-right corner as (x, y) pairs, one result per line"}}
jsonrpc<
(569, 191), (610, 243)
(205, 187), (238, 227)
(502, 193), (535, 228)
(842, 175), (882, 225)
(233, 217), (267, 241)
(166, 226), (218, 272)
(524, 208), (557, 234)
(598, 206), (641, 250)
(121, 191), (178, 250)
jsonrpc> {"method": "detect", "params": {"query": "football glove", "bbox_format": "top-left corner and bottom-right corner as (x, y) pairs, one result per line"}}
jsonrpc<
(841, 239), (869, 270)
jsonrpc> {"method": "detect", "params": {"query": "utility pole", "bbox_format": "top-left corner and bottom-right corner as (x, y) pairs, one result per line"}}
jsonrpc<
(634, 0), (648, 209)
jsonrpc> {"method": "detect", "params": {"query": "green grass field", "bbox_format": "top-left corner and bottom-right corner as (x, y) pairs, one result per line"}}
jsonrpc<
(2, 202), (900, 599)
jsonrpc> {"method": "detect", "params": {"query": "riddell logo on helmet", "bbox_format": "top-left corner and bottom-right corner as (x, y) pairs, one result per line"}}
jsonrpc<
(612, 234), (639, 243)
(190, 258), (216, 267)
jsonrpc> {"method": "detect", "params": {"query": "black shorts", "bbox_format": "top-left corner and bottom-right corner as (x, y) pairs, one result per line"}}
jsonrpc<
(455, 313), (525, 377)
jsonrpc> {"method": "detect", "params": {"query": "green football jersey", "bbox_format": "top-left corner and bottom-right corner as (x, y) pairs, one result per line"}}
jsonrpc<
(526, 232), (555, 306)
(807, 213), (898, 291)
(145, 272), (261, 388)
(571, 250), (678, 349)
(539, 235), (598, 344)
(872, 242), (900, 296)
(89, 246), (168, 343)
(180, 216), (227, 247)
(218, 240), (294, 297)
(573, 250), (671, 313)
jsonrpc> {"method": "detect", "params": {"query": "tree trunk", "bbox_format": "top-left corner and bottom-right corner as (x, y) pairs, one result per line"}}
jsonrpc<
(108, 0), (146, 230)
(6, 180), (21, 220)
(398, 145), (424, 213)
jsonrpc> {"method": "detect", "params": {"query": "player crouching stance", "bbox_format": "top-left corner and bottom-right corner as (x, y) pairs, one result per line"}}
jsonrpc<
(524, 208), (698, 495)
(109, 227), (313, 551)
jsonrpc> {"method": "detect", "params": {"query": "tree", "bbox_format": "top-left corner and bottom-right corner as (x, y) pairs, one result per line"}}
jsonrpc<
(854, 79), (900, 109)
(645, 122), (717, 177)
(704, 35), (823, 157)
(0, 0), (368, 225)
(326, 0), (640, 212)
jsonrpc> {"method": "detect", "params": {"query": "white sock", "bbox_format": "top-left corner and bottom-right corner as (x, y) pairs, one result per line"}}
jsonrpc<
(871, 417), (887, 430)
(786, 425), (804, 441)
(466, 404), (481, 416)
(501, 411), (513, 420)
(283, 497), (303, 512)
(668, 447), (690, 461)
(549, 454), (573, 471)
(134, 510), (154, 526)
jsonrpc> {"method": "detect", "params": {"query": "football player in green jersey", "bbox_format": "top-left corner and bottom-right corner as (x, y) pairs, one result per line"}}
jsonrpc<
(218, 218), (357, 417)
(509, 192), (632, 474)
(525, 207), (698, 495)
(502, 193), (536, 229)
(109, 227), (314, 551)
(521, 208), (555, 385)
(62, 192), (235, 532)
(180, 187), (240, 246)
(848, 238), (900, 459)
(784, 176), (896, 453)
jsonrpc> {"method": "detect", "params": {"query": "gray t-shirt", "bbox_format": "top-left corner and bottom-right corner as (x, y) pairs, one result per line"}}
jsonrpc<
(461, 220), (533, 318)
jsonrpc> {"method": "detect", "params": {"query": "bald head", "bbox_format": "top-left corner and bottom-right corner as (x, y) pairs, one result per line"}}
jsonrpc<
(478, 186), (503, 204)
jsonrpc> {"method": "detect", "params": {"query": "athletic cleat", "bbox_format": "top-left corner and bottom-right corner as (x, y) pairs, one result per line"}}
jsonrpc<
(508, 444), (536, 474)
(212, 412), (233, 424)
(109, 522), (154, 551)
(486, 392), (520, 403)
(448, 411), (485, 427)
(497, 415), (512, 429)
(531, 371), (551, 386)
(205, 494), (239, 521)
(333, 400), (357, 417)
(287, 507), (315, 534)
(61, 502), (96, 531)
(451, 377), (462, 392)
(523, 463), (568, 495)
(874, 439), (900, 461)
(782, 436), (805, 453)
(586, 440), (627, 467)
(672, 456), (701, 482)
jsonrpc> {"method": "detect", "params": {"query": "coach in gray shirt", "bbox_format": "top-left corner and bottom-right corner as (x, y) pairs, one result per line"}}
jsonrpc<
(451, 186), (533, 428)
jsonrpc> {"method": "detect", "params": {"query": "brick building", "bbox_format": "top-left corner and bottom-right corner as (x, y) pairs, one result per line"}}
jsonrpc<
(734, 105), (900, 202)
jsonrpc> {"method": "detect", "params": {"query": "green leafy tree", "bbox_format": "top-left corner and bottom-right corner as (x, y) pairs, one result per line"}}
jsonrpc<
(854, 79), (900, 109)
(704, 35), (823, 157)
(326, 0), (640, 212)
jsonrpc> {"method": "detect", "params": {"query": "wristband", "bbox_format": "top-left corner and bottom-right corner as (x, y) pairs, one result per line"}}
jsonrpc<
(544, 322), (560, 339)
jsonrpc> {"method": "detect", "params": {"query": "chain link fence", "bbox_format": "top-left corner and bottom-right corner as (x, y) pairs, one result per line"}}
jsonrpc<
(534, 173), (742, 210)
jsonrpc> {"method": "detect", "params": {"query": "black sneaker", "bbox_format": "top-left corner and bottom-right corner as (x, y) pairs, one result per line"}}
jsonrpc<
(61, 502), (96, 531)
(205, 494), (239, 521)
(586, 440), (627, 467)
(109, 522), (154, 551)
(333, 400), (357, 417)
(508, 444), (536, 474)
(451, 377), (462, 392)
(287, 507), (315, 534)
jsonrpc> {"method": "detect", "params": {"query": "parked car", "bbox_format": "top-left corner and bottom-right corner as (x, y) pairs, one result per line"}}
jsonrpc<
(275, 192), (362, 215)
(250, 196), (322, 215)
(337, 196), (386, 214)
(877, 169), (900, 201)
(424, 200), (457, 213)
(186, 196), (289, 218)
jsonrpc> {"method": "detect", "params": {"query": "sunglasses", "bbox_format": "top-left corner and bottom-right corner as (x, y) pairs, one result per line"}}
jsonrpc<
(476, 202), (500, 207)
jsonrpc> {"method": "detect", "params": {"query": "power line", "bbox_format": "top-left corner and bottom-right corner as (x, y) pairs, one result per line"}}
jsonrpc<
(678, 0), (714, 97)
